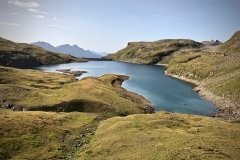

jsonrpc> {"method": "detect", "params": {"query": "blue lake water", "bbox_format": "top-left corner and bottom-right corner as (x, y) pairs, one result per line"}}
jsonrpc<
(39, 61), (216, 116)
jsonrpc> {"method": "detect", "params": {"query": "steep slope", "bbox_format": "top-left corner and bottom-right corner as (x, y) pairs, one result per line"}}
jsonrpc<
(32, 42), (101, 58)
(0, 37), (86, 68)
(217, 31), (240, 53)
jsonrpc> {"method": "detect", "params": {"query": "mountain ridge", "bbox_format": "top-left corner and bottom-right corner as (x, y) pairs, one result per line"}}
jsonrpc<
(32, 41), (102, 58)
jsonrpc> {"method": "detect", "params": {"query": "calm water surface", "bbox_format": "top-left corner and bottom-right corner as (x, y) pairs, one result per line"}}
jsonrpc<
(39, 61), (216, 116)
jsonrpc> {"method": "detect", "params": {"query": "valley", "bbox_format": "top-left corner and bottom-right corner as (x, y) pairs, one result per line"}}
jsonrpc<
(0, 31), (239, 159)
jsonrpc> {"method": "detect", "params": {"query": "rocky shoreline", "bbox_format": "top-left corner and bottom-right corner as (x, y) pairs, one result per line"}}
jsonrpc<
(165, 71), (239, 122)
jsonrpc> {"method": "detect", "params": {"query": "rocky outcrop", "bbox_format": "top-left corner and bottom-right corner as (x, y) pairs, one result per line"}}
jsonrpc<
(56, 69), (87, 77)
(0, 95), (22, 110)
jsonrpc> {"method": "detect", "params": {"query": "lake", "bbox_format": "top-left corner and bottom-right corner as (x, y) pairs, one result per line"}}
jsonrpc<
(39, 61), (216, 116)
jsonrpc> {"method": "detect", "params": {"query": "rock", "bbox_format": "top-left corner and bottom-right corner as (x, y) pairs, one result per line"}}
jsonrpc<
(195, 89), (201, 93)
(209, 72), (214, 76)
(69, 71), (87, 77)
(3, 102), (11, 108)
(56, 69), (87, 77)
(56, 69), (71, 72)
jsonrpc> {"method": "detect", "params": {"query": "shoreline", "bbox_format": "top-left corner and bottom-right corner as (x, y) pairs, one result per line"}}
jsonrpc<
(112, 60), (239, 121)
(164, 71), (239, 122)
(109, 74), (155, 114)
(40, 61), (239, 121)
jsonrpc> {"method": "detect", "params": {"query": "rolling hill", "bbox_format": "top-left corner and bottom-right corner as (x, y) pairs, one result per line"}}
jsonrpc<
(0, 37), (86, 68)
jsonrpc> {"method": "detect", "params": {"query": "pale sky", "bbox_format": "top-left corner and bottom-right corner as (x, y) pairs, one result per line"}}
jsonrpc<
(0, 0), (239, 53)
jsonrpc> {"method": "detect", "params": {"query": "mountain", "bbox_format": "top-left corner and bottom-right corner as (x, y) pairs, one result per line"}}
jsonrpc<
(32, 42), (102, 58)
(56, 44), (101, 58)
(31, 41), (57, 52)
(105, 39), (203, 64)
(91, 51), (108, 56)
(0, 37), (85, 68)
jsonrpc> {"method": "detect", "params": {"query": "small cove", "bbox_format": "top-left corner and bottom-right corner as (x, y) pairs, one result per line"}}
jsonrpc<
(39, 61), (216, 116)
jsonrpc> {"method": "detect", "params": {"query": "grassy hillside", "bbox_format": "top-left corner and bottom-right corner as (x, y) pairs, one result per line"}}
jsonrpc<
(163, 32), (240, 106)
(105, 31), (240, 119)
(78, 112), (240, 160)
(106, 39), (202, 64)
(0, 37), (86, 68)
(0, 66), (153, 115)
(0, 109), (97, 160)
(0, 66), (153, 159)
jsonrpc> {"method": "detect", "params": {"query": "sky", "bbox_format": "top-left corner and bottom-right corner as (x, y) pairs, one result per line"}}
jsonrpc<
(0, 0), (239, 53)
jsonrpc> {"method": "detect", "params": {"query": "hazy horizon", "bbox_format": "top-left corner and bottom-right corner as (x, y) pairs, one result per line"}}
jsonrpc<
(0, 0), (239, 53)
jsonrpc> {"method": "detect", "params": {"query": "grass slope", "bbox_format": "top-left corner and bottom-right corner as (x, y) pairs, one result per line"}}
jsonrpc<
(78, 112), (240, 160)
(106, 40), (202, 64)
(0, 37), (86, 68)
(0, 66), (153, 115)
(164, 32), (240, 106)
(0, 66), (153, 159)
(0, 109), (97, 160)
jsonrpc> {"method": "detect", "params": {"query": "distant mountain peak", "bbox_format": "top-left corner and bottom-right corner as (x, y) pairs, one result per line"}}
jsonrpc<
(73, 44), (79, 47)
(32, 41), (53, 46)
(31, 41), (102, 58)
(61, 44), (71, 47)
(31, 41), (56, 51)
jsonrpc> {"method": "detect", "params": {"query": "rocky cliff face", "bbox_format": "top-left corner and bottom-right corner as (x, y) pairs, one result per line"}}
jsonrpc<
(0, 37), (86, 68)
